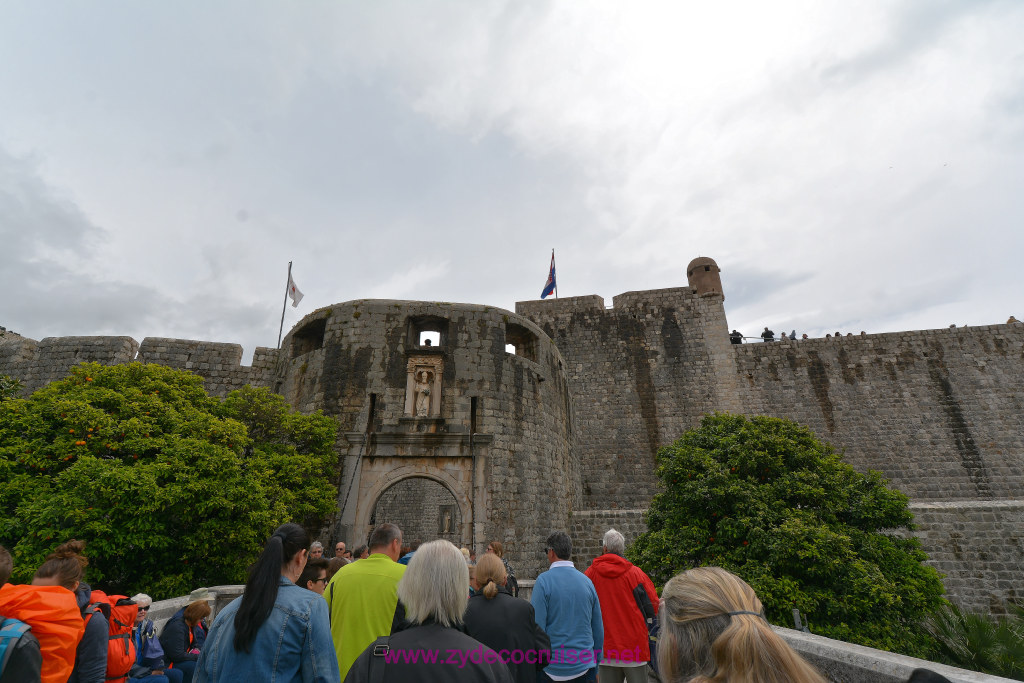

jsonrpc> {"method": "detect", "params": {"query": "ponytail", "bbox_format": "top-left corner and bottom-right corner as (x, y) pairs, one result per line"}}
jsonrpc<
(233, 523), (309, 653)
(474, 553), (506, 600)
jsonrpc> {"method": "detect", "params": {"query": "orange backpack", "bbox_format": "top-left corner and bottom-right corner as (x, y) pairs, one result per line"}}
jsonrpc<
(87, 590), (139, 683)
(0, 583), (83, 683)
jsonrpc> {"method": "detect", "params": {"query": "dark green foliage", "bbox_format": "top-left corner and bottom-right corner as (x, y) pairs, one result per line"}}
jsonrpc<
(0, 363), (337, 599)
(629, 413), (946, 657)
(926, 602), (1024, 679)
(0, 375), (22, 402)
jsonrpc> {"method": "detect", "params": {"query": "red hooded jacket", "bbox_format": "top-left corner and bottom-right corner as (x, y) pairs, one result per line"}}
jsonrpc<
(584, 553), (658, 663)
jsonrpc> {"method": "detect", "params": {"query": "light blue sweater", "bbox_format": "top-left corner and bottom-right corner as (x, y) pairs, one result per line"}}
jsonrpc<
(531, 562), (604, 678)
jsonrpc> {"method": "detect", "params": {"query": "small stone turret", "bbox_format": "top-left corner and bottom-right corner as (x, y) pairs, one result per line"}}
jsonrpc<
(686, 256), (723, 298)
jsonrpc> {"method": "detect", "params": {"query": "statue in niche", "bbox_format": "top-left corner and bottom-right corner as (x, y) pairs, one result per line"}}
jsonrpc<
(415, 369), (433, 417)
(442, 509), (452, 534)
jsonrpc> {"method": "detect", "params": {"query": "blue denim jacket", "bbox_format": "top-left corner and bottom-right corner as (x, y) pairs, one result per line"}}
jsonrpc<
(195, 576), (339, 683)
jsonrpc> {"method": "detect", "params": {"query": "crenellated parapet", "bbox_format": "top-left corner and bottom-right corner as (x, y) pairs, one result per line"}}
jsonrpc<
(0, 333), (280, 397)
(0, 335), (140, 393)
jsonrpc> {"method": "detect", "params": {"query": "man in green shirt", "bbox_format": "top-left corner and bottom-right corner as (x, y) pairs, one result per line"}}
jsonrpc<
(325, 523), (405, 679)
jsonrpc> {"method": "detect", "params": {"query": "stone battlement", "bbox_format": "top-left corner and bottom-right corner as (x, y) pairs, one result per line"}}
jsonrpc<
(0, 333), (280, 397)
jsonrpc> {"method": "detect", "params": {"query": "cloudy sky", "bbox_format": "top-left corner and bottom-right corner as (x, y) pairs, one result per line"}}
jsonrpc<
(3, 1), (1022, 361)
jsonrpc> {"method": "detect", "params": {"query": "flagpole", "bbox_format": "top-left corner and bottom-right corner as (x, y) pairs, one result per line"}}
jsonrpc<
(552, 249), (558, 299)
(277, 261), (292, 349)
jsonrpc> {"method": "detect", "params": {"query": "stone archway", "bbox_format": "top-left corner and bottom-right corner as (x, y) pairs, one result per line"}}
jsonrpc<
(370, 476), (463, 547)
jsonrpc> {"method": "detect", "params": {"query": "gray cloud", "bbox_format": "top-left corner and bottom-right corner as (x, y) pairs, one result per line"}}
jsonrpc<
(2, 1), (1022, 362)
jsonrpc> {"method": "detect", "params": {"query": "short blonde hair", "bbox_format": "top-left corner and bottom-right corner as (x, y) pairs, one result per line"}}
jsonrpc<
(474, 553), (507, 599)
(398, 540), (469, 628)
(658, 567), (824, 683)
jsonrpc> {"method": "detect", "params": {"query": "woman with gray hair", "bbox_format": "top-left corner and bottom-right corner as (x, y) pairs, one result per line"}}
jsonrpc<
(129, 593), (183, 683)
(344, 540), (514, 683)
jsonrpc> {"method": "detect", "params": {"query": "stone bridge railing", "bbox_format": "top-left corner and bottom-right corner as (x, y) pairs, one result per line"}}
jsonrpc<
(153, 584), (1013, 683)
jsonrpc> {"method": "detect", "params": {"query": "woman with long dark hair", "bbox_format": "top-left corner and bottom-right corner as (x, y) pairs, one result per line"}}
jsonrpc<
(194, 523), (339, 682)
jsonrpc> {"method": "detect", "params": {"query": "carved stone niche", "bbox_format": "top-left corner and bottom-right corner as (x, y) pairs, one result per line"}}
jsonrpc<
(405, 356), (443, 417)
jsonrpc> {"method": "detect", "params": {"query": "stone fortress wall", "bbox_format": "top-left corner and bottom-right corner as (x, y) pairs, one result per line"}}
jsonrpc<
(727, 319), (1024, 615)
(2, 257), (1022, 613)
(516, 259), (1024, 615)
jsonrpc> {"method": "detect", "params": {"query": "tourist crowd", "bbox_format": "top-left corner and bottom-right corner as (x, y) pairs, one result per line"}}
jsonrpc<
(0, 525), (956, 683)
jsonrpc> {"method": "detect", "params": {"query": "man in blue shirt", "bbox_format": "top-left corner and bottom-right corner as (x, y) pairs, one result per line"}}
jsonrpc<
(531, 531), (603, 683)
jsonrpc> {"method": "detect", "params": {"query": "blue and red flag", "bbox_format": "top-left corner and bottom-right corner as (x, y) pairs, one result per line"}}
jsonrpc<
(541, 250), (556, 299)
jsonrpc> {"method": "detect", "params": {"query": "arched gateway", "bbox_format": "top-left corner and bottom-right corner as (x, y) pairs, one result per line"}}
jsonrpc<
(369, 475), (464, 546)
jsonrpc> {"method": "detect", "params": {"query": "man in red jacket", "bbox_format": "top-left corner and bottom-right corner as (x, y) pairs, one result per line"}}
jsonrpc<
(584, 529), (658, 683)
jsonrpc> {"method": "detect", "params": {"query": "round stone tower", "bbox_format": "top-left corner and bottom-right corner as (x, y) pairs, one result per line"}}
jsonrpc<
(277, 300), (575, 579)
(686, 256), (724, 299)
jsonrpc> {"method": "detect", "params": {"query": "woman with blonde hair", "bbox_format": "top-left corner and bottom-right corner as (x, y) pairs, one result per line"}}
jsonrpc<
(485, 540), (518, 596)
(464, 553), (550, 683)
(658, 567), (824, 683)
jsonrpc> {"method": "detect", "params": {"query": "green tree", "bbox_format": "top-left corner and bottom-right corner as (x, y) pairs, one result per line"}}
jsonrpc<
(630, 413), (946, 657)
(0, 375), (22, 402)
(0, 362), (337, 598)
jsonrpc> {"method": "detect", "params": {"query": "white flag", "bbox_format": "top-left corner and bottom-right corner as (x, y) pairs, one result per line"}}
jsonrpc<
(287, 273), (304, 307)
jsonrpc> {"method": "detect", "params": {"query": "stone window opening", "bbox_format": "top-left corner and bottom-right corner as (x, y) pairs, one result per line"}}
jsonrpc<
(505, 323), (537, 362)
(292, 318), (327, 358)
(407, 316), (448, 351)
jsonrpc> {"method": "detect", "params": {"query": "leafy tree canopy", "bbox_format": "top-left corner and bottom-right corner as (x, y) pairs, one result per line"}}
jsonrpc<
(629, 413), (946, 657)
(0, 363), (337, 599)
(0, 375), (22, 402)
